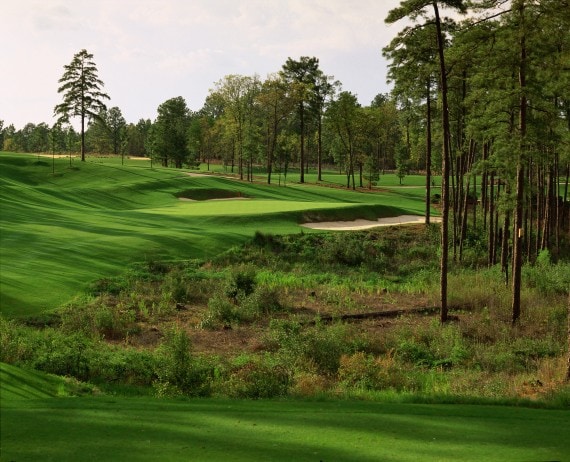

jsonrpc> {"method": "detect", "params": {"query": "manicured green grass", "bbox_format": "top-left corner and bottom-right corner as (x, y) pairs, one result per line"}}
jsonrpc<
(0, 152), (432, 316)
(0, 362), (78, 400)
(2, 390), (568, 461)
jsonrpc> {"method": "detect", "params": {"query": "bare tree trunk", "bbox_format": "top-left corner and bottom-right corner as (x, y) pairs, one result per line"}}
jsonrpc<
(80, 113), (86, 162)
(511, 0), (527, 325)
(459, 169), (471, 262)
(541, 164), (553, 251)
(566, 291), (570, 382)
(433, 1), (450, 324)
(554, 151), (560, 258)
(426, 79), (432, 226)
(526, 159), (533, 260)
(300, 101), (305, 183)
(482, 143), (489, 230)
(488, 172), (495, 267)
(534, 165), (544, 257)
(501, 213), (511, 286)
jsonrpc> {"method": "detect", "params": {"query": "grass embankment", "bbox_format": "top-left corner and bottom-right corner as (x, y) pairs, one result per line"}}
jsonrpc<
(2, 362), (569, 462)
(0, 152), (429, 316)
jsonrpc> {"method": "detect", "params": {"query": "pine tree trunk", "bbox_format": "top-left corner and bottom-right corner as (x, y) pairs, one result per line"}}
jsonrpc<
(566, 291), (570, 382)
(426, 79), (432, 226)
(433, 1), (450, 324)
(482, 144), (489, 230)
(501, 213), (510, 285)
(300, 102), (305, 183)
(488, 172), (495, 267)
(81, 113), (86, 162)
(512, 0), (526, 325)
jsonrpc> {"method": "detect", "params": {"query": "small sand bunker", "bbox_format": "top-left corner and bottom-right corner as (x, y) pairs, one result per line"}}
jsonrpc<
(176, 188), (249, 201)
(301, 215), (442, 231)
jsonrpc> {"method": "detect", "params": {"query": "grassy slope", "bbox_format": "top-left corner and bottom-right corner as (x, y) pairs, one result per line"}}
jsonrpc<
(0, 362), (77, 400)
(0, 152), (429, 316)
(1, 391), (568, 461)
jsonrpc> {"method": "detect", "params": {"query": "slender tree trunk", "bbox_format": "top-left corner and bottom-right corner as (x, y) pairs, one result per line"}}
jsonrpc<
(511, 0), (527, 325)
(426, 79), (432, 226)
(80, 113), (86, 162)
(535, 165), (543, 260)
(562, 162), (570, 232)
(433, 1), (450, 324)
(317, 115), (323, 181)
(526, 159), (533, 260)
(554, 152), (560, 259)
(482, 147), (488, 231)
(459, 139), (476, 262)
(566, 292), (570, 382)
(472, 172), (477, 229)
(489, 172), (496, 266)
(501, 213), (511, 285)
(299, 102), (305, 183)
(541, 165), (553, 251)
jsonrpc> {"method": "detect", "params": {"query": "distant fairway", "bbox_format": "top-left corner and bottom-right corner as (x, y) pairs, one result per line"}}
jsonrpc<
(0, 152), (430, 316)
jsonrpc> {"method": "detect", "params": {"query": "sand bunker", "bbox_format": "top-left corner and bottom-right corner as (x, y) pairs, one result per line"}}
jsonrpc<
(301, 215), (442, 231)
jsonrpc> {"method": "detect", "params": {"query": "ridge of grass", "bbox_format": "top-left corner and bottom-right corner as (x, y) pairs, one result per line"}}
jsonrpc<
(0, 362), (91, 401)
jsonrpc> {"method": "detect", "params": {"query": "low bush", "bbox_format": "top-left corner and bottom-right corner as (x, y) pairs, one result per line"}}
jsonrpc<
(154, 327), (213, 397)
(224, 355), (291, 399)
(60, 298), (138, 340)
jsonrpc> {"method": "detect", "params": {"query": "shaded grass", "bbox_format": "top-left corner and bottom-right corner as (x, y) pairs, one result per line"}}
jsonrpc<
(1, 394), (569, 462)
(0, 362), (90, 400)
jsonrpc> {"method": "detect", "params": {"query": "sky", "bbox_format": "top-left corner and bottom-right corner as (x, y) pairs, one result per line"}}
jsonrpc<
(2, 0), (411, 130)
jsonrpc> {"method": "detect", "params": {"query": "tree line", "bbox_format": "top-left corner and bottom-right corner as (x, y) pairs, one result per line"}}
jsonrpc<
(1, 53), (406, 188)
(385, 0), (570, 324)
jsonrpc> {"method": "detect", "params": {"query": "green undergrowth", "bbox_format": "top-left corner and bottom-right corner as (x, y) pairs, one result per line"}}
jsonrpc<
(1, 226), (568, 406)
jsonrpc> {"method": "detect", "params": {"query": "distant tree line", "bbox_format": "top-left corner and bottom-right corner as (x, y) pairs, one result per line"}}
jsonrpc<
(1, 55), (404, 188)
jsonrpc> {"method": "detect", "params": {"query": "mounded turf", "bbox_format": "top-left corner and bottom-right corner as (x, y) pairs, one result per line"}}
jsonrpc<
(0, 152), (431, 316)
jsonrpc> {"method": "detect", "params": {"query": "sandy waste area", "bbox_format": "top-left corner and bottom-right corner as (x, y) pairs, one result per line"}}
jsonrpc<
(301, 215), (441, 231)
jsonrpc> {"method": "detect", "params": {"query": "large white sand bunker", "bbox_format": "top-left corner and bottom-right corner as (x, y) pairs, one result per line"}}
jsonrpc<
(301, 215), (442, 231)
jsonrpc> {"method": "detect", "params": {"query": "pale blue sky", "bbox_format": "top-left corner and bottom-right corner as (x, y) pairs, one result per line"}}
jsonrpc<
(3, 0), (409, 129)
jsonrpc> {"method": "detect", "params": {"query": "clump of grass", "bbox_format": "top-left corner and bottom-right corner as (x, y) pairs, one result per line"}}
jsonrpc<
(200, 267), (284, 329)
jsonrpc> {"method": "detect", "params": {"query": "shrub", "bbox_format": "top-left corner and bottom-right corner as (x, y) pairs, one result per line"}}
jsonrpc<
(224, 356), (290, 399)
(201, 278), (283, 328)
(30, 330), (94, 381)
(524, 259), (570, 296)
(225, 266), (257, 301)
(90, 347), (158, 387)
(267, 320), (352, 375)
(395, 322), (469, 369)
(60, 299), (137, 340)
(154, 327), (212, 397)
